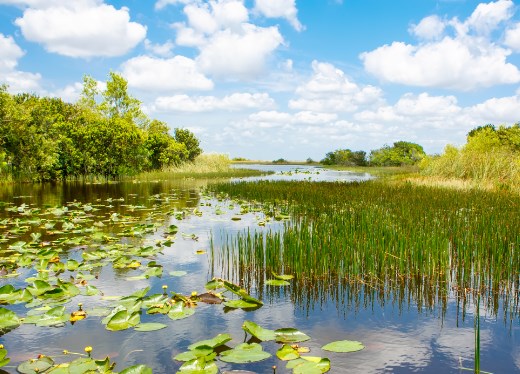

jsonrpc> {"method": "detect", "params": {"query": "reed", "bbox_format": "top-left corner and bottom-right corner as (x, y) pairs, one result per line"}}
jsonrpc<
(210, 180), (520, 319)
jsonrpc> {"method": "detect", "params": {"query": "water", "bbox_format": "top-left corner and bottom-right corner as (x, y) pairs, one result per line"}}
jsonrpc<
(0, 167), (518, 373)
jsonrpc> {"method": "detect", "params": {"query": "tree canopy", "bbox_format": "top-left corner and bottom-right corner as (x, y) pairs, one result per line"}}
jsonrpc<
(0, 73), (202, 181)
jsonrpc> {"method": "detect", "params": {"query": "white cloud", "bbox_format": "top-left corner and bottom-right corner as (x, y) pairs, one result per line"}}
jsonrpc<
(361, 0), (520, 90)
(465, 0), (513, 35)
(144, 39), (174, 57)
(469, 94), (520, 123)
(121, 55), (214, 92)
(14, 3), (146, 58)
(254, 0), (303, 31)
(289, 60), (383, 112)
(52, 82), (83, 103)
(0, 33), (41, 92)
(196, 24), (283, 79)
(0, 0), (98, 9)
(249, 110), (338, 125)
(155, 0), (194, 10)
(410, 15), (446, 39)
(153, 92), (275, 112)
(504, 23), (520, 51)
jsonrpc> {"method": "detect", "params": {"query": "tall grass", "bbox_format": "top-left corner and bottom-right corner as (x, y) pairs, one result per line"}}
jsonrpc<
(420, 145), (520, 191)
(210, 180), (520, 319)
(133, 153), (268, 180)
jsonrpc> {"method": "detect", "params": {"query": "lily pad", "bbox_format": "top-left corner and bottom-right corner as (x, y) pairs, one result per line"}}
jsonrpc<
(265, 279), (290, 286)
(275, 328), (311, 343)
(173, 346), (215, 362)
(0, 307), (21, 333)
(134, 323), (167, 332)
(177, 357), (218, 374)
(223, 299), (259, 309)
(219, 343), (271, 364)
(0, 348), (10, 367)
(168, 301), (195, 320)
(17, 356), (54, 374)
(106, 309), (140, 331)
(188, 333), (232, 350)
(277, 344), (300, 361)
(119, 365), (153, 374)
(242, 321), (276, 341)
(321, 340), (365, 353)
(286, 357), (331, 373)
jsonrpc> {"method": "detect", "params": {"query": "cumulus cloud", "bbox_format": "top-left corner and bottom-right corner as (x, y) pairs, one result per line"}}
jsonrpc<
(0, 33), (41, 92)
(196, 24), (283, 79)
(249, 110), (338, 125)
(14, 2), (146, 58)
(153, 92), (275, 112)
(289, 60), (383, 112)
(144, 39), (174, 57)
(254, 0), (304, 31)
(504, 23), (520, 51)
(361, 0), (520, 90)
(468, 94), (520, 123)
(121, 55), (214, 91)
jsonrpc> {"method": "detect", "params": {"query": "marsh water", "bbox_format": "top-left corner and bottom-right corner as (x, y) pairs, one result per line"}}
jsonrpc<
(0, 165), (518, 373)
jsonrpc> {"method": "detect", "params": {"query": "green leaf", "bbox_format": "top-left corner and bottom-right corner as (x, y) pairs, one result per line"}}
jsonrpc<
(119, 364), (153, 374)
(106, 309), (141, 331)
(204, 279), (224, 290)
(188, 334), (232, 350)
(275, 328), (311, 343)
(219, 343), (271, 364)
(286, 357), (331, 373)
(223, 299), (259, 309)
(277, 344), (300, 361)
(321, 340), (365, 353)
(242, 321), (276, 341)
(17, 356), (54, 374)
(26, 280), (53, 296)
(0, 307), (21, 332)
(173, 346), (215, 362)
(168, 302), (195, 321)
(0, 348), (10, 367)
(177, 357), (218, 374)
(265, 279), (290, 286)
(67, 358), (98, 373)
(272, 271), (294, 281)
(134, 323), (167, 332)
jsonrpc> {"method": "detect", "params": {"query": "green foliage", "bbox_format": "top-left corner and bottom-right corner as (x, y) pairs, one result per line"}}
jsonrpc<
(421, 123), (520, 187)
(0, 74), (203, 181)
(320, 149), (366, 166)
(369, 141), (425, 166)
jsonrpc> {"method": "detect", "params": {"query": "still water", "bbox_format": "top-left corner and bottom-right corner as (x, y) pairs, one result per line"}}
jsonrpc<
(0, 166), (518, 373)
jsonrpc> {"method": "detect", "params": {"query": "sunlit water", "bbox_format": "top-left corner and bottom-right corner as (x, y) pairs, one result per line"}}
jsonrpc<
(0, 166), (518, 373)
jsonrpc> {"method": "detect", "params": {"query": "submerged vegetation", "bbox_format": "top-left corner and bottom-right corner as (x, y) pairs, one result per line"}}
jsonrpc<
(0, 73), (201, 182)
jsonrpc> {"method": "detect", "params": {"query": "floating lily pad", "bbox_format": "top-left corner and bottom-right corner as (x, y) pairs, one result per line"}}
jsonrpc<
(321, 340), (365, 353)
(17, 356), (54, 374)
(119, 365), (153, 374)
(277, 344), (300, 361)
(223, 299), (259, 309)
(286, 357), (331, 373)
(177, 357), (218, 374)
(0, 307), (21, 333)
(275, 328), (311, 343)
(219, 343), (271, 364)
(272, 271), (294, 281)
(265, 279), (290, 286)
(134, 323), (167, 332)
(188, 333), (232, 350)
(0, 347), (10, 367)
(242, 321), (276, 341)
(173, 346), (215, 362)
(168, 301), (195, 320)
(106, 309), (140, 331)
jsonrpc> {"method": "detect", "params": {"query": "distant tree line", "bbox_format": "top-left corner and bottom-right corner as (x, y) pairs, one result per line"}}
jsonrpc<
(0, 72), (201, 181)
(320, 141), (426, 167)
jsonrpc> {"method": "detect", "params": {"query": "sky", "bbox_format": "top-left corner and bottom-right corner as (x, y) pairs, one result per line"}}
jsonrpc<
(1, 0), (520, 161)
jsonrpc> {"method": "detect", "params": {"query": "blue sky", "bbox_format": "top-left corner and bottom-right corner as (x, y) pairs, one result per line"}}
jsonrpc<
(1, 0), (520, 160)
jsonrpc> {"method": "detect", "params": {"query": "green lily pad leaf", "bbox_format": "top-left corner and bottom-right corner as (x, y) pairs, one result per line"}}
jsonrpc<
(134, 323), (167, 332)
(17, 356), (54, 374)
(24, 306), (68, 327)
(0, 285), (16, 303)
(143, 294), (169, 308)
(265, 279), (290, 286)
(26, 280), (53, 296)
(0, 307), (21, 333)
(188, 334), (232, 350)
(321, 340), (365, 353)
(87, 307), (111, 317)
(169, 271), (187, 277)
(219, 343), (271, 364)
(242, 321), (276, 341)
(174, 346), (215, 362)
(177, 357), (218, 374)
(223, 299), (259, 309)
(286, 357), (331, 373)
(275, 328), (311, 343)
(204, 279), (224, 290)
(67, 358), (98, 373)
(272, 271), (294, 281)
(80, 285), (100, 296)
(168, 301), (195, 320)
(166, 225), (179, 235)
(106, 309), (141, 331)
(277, 344), (300, 361)
(0, 348), (10, 367)
(119, 364), (153, 374)
(221, 279), (263, 306)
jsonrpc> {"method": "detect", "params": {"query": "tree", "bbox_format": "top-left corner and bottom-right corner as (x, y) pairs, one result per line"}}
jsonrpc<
(370, 141), (425, 166)
(320, 149), (367, 166)
(145, 120), (188, 169)
(174, 128), (202, 161)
